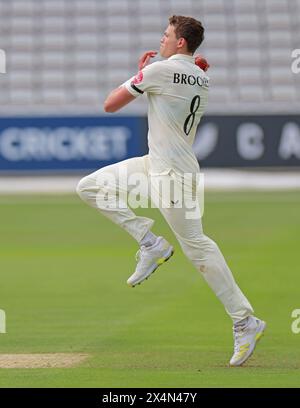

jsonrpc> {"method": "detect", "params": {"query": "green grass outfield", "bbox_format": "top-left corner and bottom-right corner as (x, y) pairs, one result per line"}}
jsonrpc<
(0, 191), (299, 388)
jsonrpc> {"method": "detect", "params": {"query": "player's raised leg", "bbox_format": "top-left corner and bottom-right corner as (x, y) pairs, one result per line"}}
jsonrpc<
(77, 155), (173, 286)
(77, 156), (153, 243)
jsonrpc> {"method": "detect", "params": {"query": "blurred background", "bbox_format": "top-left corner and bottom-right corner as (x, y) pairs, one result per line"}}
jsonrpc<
(0, 0), (299, 187)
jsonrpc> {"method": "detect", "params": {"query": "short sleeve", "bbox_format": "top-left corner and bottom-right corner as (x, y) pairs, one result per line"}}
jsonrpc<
(124, 62), (164, 97)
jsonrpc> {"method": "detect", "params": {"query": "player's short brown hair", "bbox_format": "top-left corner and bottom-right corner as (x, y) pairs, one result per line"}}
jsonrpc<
(169, 15), (204, 54)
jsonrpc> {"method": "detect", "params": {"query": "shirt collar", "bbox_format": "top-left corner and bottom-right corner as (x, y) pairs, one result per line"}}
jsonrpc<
(168, 54), (195, 62)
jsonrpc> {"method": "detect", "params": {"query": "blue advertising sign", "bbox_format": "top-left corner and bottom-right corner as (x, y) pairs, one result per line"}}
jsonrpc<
(194, 115), (300, 167)
(0, 116), (147, 172)
(1, 115), (300, 172)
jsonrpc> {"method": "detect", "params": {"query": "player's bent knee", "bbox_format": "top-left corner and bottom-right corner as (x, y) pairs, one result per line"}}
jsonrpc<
(76, 178), (84, 198)
(76, 176), (91, 201)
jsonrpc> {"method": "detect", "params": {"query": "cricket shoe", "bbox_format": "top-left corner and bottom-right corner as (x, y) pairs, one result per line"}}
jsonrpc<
(230, 316), (266, 367)
(127, 237), (174, 287)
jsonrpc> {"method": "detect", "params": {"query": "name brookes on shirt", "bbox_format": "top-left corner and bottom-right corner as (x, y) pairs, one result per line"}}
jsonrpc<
(173, 72), (209, 87)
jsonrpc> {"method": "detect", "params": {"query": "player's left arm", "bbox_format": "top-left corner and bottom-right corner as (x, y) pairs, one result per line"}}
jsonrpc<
(104, 86), (136, 113)
(104, 50), (158, 113)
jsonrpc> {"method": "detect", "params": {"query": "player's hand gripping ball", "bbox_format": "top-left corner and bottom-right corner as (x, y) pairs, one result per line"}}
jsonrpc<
(195, 55), (210, 72)
(138, 50), (158, 71)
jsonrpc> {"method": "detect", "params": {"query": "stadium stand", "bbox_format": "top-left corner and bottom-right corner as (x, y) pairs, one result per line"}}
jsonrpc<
(0, 0), (299, 115)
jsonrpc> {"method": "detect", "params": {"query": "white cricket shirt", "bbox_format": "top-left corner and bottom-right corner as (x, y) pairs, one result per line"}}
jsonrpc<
(124, 54), (209, 175)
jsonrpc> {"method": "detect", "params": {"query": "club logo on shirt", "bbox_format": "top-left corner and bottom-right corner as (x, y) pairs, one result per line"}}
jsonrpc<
(132, 71), (144, 84)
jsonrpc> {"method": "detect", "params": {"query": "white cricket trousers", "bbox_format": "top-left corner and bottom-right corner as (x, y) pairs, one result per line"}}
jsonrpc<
(77, 155), (254, 323)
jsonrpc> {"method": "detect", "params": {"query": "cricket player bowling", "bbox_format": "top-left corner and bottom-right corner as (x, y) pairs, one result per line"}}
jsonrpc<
(77, 15), (266, 367)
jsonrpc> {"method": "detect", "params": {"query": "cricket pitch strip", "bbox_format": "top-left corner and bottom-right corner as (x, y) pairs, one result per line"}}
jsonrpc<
(0, 353), (89, 368)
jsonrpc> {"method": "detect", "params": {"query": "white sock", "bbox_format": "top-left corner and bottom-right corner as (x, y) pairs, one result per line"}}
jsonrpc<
(234, 316), (252, 328)
(140, 231), (157, 247)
